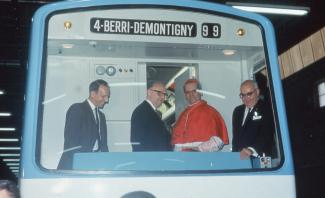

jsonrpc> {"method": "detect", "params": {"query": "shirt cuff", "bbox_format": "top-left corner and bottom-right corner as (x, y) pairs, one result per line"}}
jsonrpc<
(247, 147), (259, 157)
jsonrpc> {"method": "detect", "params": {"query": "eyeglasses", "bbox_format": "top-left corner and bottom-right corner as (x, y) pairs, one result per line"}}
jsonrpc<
(239, 89), (256, 99)
(150, 89), (167, 97)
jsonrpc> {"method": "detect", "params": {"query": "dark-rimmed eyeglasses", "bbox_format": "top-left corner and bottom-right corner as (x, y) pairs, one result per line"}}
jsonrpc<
(239, 89), (256, 99)
(150, 89), (167, 97)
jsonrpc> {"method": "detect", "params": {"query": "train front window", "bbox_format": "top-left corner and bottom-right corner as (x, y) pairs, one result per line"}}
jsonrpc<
(38, 7), (283, 172)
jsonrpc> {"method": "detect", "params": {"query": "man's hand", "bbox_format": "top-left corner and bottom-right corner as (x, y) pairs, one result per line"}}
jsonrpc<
(240, 148), (252, 159)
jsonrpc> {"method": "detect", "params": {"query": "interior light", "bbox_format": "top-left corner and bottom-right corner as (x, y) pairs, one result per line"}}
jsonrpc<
(3, 159), (20, 162)
(227, 2), (310, 16)
(0, 90), (4, 95)
(8, 165), (19, 167)
(64, 21), (72, 29)
(0, 147), (20, 150)
(236, 28), (245, 36)
(6, 163), (19, 166)
(0, 127), (16, 131)
(222, 49), (236, 55)
(0, 153), (20, 157)
(62, 44), (74, 49)
(0, 138), (19, 142)
(0, 112), (12, 117)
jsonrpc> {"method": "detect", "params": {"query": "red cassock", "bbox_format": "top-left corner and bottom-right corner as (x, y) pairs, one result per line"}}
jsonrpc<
(172, 100), (229, 145)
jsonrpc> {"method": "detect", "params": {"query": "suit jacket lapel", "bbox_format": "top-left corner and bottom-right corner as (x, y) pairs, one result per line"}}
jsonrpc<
(83, 100), (98, 143)
(84, 100), (97, 125)
(243, 106), (255, 127)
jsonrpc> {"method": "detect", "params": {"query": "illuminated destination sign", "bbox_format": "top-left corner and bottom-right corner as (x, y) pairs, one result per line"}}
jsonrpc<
(90, 18), (196, 37)
(90, 18), (221, 38)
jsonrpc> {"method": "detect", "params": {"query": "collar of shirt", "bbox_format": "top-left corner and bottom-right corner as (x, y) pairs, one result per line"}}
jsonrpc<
(187, 100), (206, 110)
(87, 99), (96, 111)
(246, 106), (253, 113)
(242, 106), (252, 126)
(188, 100), (201, 107)
(145, 99), (156, 111)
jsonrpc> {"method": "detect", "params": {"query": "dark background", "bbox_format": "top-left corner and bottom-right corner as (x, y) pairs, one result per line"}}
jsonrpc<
(283, 57), (325, 198)
(0, 0), (324, 197)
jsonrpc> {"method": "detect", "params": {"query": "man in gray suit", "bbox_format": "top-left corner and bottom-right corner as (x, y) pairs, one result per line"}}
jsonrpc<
(58, 79), (110, 170)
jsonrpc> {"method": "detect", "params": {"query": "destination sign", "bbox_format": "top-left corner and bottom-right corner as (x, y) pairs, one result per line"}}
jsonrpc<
(90, 18), (197, 37)
(202, 23), (221, 38)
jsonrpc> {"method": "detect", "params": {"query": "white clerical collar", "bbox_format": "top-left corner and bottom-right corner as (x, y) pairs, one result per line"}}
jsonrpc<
(145, 99), (156, 111)
(87, 99), (96, 111)
(189, 100), (201, 107)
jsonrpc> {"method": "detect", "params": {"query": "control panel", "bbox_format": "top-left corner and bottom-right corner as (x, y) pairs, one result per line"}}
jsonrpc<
(95, 64), (136, 78)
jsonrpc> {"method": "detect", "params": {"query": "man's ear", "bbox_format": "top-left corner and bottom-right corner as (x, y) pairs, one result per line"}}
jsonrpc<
(256, 88), (260, 96)
(90, 91), (96, 98)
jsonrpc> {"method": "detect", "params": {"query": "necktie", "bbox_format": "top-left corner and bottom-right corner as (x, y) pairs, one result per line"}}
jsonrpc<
(95, 108), (99, 128)
(95, 108), (101, 151)
(156, 110), (162, 119)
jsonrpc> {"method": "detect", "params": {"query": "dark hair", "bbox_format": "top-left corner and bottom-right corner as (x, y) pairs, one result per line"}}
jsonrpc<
(89, 79), (109, 93)
(0, 180), (20, 198)
(183, 78), (202, 92)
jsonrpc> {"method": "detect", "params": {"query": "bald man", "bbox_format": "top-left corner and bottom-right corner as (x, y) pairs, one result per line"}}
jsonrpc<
(131, 81), (171, 151)
(232, 80), (274, 159)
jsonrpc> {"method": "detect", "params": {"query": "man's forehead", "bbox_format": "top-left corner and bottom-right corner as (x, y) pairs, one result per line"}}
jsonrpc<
(152, 84), (165, 90)
(185, 82), (197, 89)
(98, 85), (109, 93)
(241, 83), (254, 90)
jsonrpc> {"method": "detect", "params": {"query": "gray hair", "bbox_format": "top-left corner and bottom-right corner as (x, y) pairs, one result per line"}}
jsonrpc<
(240, 80), (259, 89)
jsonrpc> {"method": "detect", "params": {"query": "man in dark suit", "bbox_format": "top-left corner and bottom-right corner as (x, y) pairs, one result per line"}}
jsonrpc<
(131, 81), (171, 151)
(57, 79), (110, 169)
(232, 80), (274, 159)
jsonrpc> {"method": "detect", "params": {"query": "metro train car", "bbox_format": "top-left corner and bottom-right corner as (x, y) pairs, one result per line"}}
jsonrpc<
(20, 0), (296, 197)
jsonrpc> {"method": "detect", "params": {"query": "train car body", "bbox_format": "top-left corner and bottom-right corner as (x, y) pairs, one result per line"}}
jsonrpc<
(20, 0), (295, 197)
